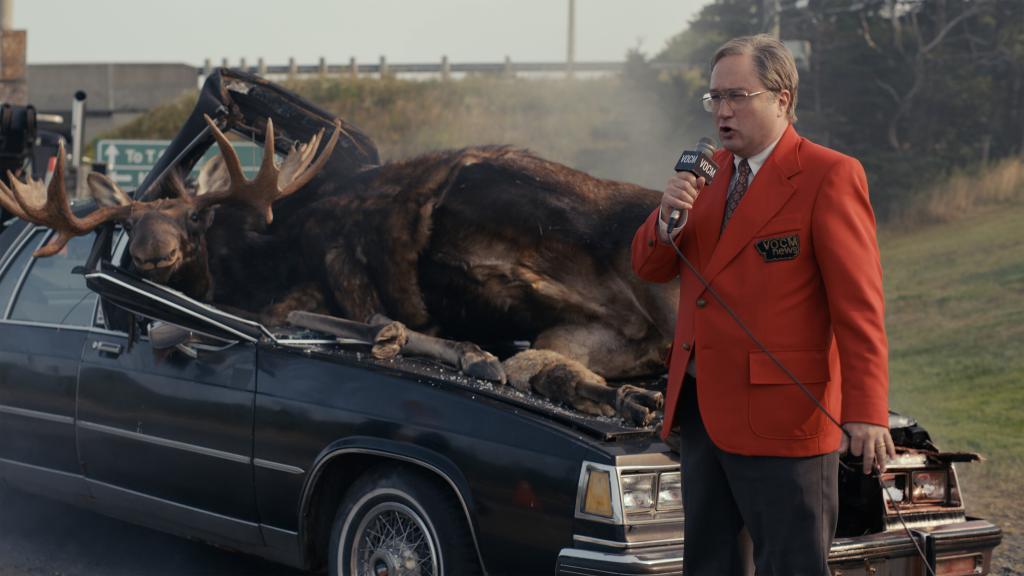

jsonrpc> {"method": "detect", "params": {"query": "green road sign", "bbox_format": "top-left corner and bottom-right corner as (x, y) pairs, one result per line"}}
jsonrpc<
(95, 140), (264, 189)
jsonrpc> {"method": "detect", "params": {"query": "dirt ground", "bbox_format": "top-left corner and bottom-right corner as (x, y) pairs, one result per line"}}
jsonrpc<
(957, 467), (1023, 575)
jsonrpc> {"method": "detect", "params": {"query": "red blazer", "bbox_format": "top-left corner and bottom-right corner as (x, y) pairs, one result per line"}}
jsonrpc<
(631, 125), (889, 457)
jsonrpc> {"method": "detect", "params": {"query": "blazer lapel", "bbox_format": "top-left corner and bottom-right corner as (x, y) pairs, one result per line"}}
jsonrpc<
(693, 152), (733, 270)
(702, 125), (803, 285)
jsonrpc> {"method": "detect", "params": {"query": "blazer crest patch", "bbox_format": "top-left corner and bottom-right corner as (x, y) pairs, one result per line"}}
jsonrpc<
(755, 234), (800, 262)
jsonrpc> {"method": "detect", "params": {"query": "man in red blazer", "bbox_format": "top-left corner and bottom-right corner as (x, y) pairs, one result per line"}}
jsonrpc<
(632, 35), (894, 575)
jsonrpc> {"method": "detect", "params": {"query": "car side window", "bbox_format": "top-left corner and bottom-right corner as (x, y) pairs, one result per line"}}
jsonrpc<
(95, 228), (130, 332)
(8, 232), (98, 326)
(0, 229), (46, 317)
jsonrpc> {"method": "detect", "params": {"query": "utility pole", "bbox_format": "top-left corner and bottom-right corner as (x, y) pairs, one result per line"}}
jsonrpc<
(567, 0), (576, 79)
(0, 0), (11, 31)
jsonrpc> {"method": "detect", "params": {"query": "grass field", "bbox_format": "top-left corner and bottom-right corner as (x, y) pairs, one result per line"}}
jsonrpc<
(881, 200), (1024, 574)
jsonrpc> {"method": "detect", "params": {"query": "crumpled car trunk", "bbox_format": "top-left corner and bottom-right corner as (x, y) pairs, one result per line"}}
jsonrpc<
(135, 67), (381, 205)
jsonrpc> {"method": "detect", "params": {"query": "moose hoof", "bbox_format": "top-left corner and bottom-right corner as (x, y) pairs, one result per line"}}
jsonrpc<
(635, 388), (664, 411)
(370, 322), (409, 359)
(616, 385), (662, 427)
(459, 345), (507, 384)
(463, 356), (506, 384)
(621, 402), (654, 427)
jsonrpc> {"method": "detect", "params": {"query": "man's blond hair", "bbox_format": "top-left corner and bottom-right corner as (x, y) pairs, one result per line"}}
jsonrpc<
(713, 35), (799, 122)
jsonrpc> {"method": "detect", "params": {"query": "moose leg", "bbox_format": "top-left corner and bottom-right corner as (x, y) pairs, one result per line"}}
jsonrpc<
(287, 311), (505, 383)
(259, 282), (330, 326)
(288, 311), (408, 357)
(364, 314), (503, 383)
(400, 331), (506, 383)
(529, 323), (665, 420)
(502, 349), (664, 426)
(324, 247), (388, 324)
(533, 323), (669, 380)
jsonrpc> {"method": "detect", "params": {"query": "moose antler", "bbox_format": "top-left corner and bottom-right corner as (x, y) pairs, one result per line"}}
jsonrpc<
(0, 141), (133, 257)
(198, 115), (341, 223)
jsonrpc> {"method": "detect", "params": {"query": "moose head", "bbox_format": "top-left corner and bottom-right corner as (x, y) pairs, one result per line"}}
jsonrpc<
(0, 115), (339, 299)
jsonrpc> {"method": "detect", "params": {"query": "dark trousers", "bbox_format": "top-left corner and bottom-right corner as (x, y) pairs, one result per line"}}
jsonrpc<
(678, 374), (839, 576)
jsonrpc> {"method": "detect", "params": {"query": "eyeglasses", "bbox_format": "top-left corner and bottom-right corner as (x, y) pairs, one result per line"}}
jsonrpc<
(701, 90), (773, 112)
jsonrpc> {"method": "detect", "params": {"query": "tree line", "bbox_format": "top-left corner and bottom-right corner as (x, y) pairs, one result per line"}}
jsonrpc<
(638, 0), (1023, 220)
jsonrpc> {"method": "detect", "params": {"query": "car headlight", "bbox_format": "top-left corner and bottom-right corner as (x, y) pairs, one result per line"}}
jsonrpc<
(657, 471), (682, 511)
(911, 470), (947, 503)
(881, 473), (908, 505)
(576, 462), (683, 523)
(621, 474), (656, 513)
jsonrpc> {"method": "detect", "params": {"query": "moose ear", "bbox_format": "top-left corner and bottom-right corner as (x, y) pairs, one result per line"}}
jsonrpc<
(87, 172), (132, 207)
(197, 155), (231, 197)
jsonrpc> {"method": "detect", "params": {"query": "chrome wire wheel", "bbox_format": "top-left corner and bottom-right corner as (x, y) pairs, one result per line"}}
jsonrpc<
(350, 501), (440, 576)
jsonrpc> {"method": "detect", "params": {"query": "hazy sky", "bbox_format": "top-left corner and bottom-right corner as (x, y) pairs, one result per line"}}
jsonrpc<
(19, 0), (708, 66)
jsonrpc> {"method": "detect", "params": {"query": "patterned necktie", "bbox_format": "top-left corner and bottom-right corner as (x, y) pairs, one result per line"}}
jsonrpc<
(721, 158), (751, 234)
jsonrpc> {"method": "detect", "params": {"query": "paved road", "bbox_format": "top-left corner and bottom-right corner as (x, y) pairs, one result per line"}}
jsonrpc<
(0, 484), (307, 576)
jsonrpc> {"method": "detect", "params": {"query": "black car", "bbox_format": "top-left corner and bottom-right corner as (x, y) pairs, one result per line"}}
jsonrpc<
(0, 196), (1005, 575)
(0, 65), (1004, 574)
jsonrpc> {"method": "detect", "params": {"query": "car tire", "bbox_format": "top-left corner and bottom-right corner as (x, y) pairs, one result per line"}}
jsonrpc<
(328, 463), (482, 576)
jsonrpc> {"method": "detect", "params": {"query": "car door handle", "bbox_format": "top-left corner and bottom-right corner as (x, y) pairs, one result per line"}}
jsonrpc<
(92, 341), (123, 357)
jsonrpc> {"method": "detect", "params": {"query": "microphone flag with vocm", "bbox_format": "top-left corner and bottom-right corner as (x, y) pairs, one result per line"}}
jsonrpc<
(668, 137), (719, 229)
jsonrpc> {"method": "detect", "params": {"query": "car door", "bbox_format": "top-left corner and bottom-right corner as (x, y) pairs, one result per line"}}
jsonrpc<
(77, 263), (264, 546)
(0, 226), (96, 504)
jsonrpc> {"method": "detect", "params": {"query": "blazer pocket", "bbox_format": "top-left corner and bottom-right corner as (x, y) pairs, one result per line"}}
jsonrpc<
(748, 349), (831, 439)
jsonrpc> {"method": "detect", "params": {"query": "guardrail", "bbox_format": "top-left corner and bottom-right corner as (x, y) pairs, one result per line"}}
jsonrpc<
(198, 58), (697, 80)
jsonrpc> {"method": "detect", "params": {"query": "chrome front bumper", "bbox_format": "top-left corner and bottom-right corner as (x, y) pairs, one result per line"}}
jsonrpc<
(555, 545), (682, 575)
(556, 519), (1001, 575)
(829, 518), (1002, 575)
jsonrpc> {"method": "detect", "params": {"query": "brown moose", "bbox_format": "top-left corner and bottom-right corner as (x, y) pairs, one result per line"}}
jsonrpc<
(0, 115), (671, 426)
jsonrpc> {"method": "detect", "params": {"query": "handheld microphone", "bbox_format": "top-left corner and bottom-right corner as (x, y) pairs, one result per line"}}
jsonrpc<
(668, 137), (719, 230)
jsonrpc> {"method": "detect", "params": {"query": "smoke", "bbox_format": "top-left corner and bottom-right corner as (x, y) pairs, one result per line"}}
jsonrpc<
(290, 70), (707, 192)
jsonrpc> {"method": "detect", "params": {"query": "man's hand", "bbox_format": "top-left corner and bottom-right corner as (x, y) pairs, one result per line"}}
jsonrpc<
(840, 423), (896, 475)
(660, 172), (705, 225)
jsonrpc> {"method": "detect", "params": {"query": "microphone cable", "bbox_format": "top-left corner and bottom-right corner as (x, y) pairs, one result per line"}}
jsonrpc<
(663, 225), (937, 576)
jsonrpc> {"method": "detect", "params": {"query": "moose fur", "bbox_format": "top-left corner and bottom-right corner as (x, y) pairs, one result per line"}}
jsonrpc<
(5, 108), (676, 425)
(192, 145), (676, 423)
